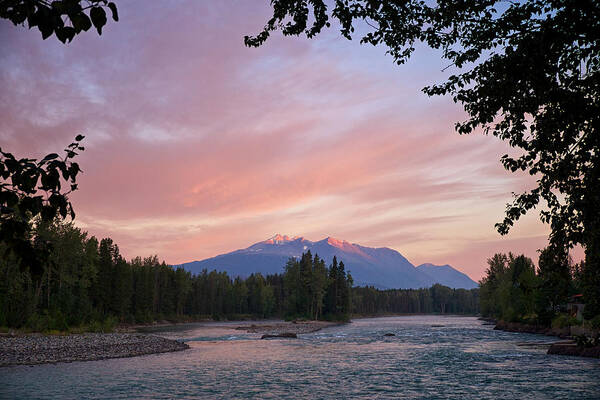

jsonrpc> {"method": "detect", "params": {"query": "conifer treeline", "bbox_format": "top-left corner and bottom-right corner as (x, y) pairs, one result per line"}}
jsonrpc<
(0, 220), (479, 331)
(352, 284), (479, 315)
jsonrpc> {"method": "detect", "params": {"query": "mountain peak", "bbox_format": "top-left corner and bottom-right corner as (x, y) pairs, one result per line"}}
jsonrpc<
(263, 234), (302, 244)
(322, 236), (372, 258)
(326, 236), (347, 248)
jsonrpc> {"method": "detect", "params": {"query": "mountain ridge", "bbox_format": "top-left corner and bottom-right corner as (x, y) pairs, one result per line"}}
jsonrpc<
(176, 234), (478, 289)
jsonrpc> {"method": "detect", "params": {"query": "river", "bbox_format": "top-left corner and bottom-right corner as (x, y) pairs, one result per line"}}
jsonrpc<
(1, 316), (598, 399)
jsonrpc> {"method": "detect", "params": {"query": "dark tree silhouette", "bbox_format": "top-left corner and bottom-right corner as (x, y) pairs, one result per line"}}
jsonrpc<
(0, 0), (119, 43)
(0, 136), (85, 279)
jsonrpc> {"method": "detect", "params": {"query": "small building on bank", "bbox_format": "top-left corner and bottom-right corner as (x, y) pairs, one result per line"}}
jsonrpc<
(567, 294), (585, 321)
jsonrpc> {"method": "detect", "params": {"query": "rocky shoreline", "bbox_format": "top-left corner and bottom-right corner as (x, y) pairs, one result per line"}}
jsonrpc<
(490, 319), (600, 358)
(547, 342), (600, 358)
(0, 333), (189, 367)
(493, 320), (571, 338)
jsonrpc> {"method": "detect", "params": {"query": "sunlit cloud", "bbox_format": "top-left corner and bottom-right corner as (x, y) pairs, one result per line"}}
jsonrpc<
(0, 1), (564, 281)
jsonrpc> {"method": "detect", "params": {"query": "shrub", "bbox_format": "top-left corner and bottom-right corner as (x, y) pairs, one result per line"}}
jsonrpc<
(68, 325), (86, 334)
(501, 307), (519, 323)
(102, 316), (117, 332)
(589, 315), (600, 330)
(23, 310), (69, 332)
(47, 310), (69, 332)
(87, 316), (117, 333)
(521, 313), (539, 325)
(134, 310), (153, 324)
(88, 320), (104, 333)
(551, 313), (579, 329)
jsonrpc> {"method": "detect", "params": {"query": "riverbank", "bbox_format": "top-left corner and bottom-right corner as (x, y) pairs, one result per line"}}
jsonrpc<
(493, 320), (570, 338)
(0, 333), (189, 367)
(547, 342), (600, 358)
(354, 312), (479, 320)
(494, 320), (600, 338)
(0, 319), (341, 366)
(492, 320), (600, 358)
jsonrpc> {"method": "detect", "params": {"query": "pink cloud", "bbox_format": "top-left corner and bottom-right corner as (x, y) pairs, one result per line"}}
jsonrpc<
(0, 2), (559, 281)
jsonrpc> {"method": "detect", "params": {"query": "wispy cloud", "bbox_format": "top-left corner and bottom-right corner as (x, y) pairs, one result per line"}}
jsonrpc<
(0, 1), (558, 280)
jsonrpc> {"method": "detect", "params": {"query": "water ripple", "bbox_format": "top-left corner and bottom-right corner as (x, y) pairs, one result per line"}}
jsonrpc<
(1, 316), (599, 399)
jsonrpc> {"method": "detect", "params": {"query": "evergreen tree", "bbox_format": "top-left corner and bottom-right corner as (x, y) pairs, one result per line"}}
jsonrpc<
(283, 257), (301, 318)
(299, 250), (313, 317)
(232, 276), (249, 314)
(324, 256), (339, 316)
(311, 254), (327, 320)
(337, 261), (350, 316)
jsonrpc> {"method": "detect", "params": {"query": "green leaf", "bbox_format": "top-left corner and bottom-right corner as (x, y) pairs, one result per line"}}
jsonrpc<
(39, 24), (54, 40)
(69, 162), (81, 179)
(70, 12), (92, 33)
(55, 26), (76, 43)
(108, 2), (119, 22)
(41, 153), (59, 162)
(51, 1), (66, 13)
(12, 10), (27, 24)
(89, 7), (107, 35)
(27, 12), (39, 28)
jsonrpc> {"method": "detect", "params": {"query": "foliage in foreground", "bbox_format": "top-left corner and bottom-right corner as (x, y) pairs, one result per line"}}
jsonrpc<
(1, 136), (84, 283)
(1, 0), (119, 43)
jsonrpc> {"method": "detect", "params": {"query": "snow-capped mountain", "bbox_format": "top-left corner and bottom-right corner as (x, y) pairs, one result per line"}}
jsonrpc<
(176, 234), (478, 289)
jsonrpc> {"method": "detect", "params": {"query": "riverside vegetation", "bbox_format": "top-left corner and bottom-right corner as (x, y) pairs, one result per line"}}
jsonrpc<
(479, 249), (600, 328)
(479, 248), (600, 358)
(0, 219), (479, 333)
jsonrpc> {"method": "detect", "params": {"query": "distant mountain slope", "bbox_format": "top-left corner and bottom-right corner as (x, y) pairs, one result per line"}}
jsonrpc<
(415, 263), (479, 289)
(176, 234), (477, 289)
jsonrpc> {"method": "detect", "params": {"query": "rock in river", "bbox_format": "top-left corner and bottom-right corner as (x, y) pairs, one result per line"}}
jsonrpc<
(261, 333), (298, 339)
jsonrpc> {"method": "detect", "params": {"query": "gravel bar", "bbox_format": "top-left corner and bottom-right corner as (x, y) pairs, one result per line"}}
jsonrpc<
(235, 320), (344, 335)
(0, 333), (189, 367)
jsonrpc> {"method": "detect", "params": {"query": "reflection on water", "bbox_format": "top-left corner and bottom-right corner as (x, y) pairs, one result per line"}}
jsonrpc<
(1, 316), (599, 399)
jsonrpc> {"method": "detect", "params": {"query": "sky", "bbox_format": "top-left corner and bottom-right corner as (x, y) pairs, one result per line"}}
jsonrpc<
(0, 1), (577, 281)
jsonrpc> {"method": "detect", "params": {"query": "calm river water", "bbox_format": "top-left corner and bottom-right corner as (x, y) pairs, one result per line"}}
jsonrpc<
(1, 316), (599, 399)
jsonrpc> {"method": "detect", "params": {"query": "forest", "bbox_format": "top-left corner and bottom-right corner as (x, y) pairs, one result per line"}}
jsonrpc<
(479, 249), (600, 329)
(0, 219), (478, 332)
